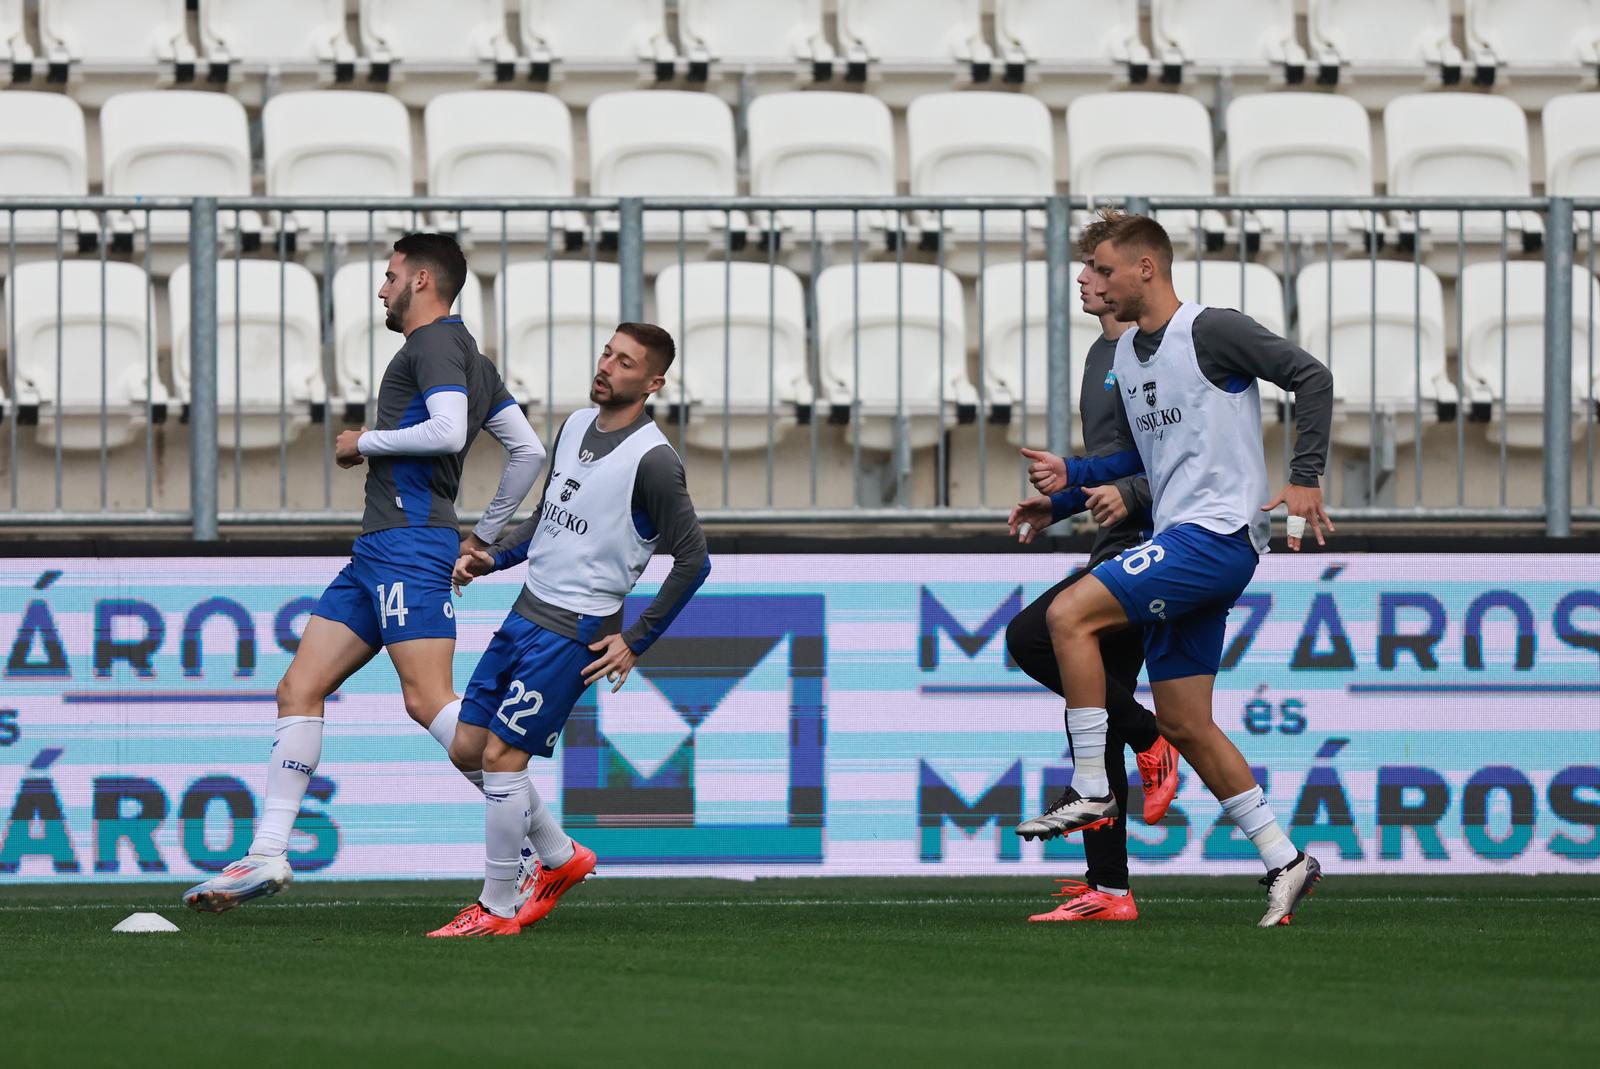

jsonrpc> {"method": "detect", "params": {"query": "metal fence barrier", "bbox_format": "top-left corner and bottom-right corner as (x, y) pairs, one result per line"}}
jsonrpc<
(0, 194), (1593, 538)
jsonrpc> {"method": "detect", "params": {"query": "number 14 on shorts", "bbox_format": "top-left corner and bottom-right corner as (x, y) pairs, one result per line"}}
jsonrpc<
(376, 582), (408, 629)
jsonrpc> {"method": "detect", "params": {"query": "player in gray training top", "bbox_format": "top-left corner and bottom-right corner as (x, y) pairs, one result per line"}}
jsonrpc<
(184, 233), (547, 913)
(429, 321), (710, 937)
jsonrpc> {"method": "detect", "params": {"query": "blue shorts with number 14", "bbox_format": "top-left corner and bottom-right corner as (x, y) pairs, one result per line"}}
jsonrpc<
(1091, 522), (1259, 682)
(460, 610), (595, 757)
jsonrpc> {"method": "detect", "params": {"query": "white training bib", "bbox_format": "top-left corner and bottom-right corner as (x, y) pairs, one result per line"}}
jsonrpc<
(521, 408), (671, 616)
(1113, 303), (1272, 553)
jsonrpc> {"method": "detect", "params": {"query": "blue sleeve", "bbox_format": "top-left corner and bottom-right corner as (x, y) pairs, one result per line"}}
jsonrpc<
(1049, 488), (1089, 523)
(493, 535), (532, 572)
(1066, 449), (1145, 486)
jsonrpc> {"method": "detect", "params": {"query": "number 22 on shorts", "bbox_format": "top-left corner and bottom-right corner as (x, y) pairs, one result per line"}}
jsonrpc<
(495, 680), (546, 736)
(1119, 541), (1166, 575)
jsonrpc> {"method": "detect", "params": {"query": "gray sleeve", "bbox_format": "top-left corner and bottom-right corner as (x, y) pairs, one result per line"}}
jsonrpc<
(1193, 308), (1334, 487)
(623, 445), (710, 654)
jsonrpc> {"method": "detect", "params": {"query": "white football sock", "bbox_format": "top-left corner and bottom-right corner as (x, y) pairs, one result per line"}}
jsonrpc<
(249, 716), (323, 857)
(1222, 785), (1299, 872)
(424, 700), (533, 854)
(1066, 706), (1110, 797)
(480, 770), (530, 918)
(1095, 885), (1130, 897)
(526, 779), (573, 869)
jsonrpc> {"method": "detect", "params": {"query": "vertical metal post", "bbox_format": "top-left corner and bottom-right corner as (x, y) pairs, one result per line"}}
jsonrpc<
(618, 197), (644, 322)
(1545, 196), (1574, 537)
(190, 197), (220, 541)
(1045, 196), (1072, 460)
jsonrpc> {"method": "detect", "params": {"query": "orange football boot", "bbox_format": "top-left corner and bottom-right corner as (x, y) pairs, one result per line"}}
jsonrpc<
(1028, 880), (1139, 922)
(514, 841), (597, 927)
(427, 902), (521, 937)
(1136, 735), (1180, 824)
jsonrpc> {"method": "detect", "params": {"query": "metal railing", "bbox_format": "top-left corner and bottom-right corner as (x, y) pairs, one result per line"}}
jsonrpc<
(0, 194), (1593, 538)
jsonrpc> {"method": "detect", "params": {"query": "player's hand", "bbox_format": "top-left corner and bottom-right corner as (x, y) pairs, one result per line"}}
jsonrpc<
(1262, 483), (1335, 551)
(1007, 496), (1054, 544)
(451, 547), (495, 595)
(1085, 484), (1128, 527)
(461, 531), (490, 555)
(335, 426), (368, 468)
(583, 634), (637, 693)
(1020, 447), (1068, 494)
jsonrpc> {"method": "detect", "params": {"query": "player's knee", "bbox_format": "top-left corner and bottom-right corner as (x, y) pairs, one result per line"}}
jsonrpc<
(482, 737), (521, 773)
(1045, 595), (1091, 643)
(401, 688), (451, 727)
(276, 673), (320, 718)
(447, 733), (483, 773)
(1157, 716), (1203, 751)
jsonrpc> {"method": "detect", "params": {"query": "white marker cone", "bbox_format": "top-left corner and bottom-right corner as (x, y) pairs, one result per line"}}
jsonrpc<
(113, 912), (180, 933)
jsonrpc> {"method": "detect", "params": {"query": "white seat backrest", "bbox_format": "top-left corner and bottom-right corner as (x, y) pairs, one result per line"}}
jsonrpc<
(332, 261), (485, 399)
(1151, 0), (1296, 66)
(264, 91), (414, 198)
(815, 263), (967, 404)
(1308, 0), (1451, 66)
(1459, 261), (1598, 404)
(1295, 260), (1447, 407)
(522, 0), (666, 62)
(1068, 92), (1213, 198)
(1384, 94), (1529, 197)
(979, 261), (1056, 405)
(655, 263), (809, 405)
(907, 93), (1054, 197)
(837, 0), (981, 63)
(200, 0), (350, 64)
(0, 93), (87, 197)
(748, 92), (894, 198)
(8, 261), (157, 407)
(494, 261), (622, 407)
(425, 91), (573, 196)
(40, 0), (189, 62)
(996, 0), (1141, 65)
(170, 260), (323, 405)
(360, 0), (508, 62)
(1227, 93), (1371, 197)
(100, 92), (250, 196)
(586, 91), (735, 196)
(1466, 0), (1600, 66)
(1173, 262), (1285, 335)
(2, 0), (25, 42)
(1543, 94), (1600, 196)
(679, 0), (822, 62)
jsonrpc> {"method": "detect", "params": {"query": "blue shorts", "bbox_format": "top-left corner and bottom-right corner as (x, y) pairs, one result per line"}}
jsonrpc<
(313, 526), (460, 649)
(460, 611), (595, 757)
(1092, 523), (1259, 682)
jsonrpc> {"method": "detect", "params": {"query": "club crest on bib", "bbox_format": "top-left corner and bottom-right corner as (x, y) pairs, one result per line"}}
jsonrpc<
(1143, 381), (1157, 407)
(561, 478), (582, 502)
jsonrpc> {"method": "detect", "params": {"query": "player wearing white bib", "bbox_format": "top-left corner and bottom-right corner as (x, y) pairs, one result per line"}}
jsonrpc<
(429, 323), (710, 937)
(1028, 214), (1336, 927)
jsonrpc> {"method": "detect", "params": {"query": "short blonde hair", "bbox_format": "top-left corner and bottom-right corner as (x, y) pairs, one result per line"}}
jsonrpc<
(1074, 206), (1130, 260)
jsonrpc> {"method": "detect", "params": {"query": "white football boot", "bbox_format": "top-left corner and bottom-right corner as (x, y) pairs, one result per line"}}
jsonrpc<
(182, 853), (294, 913)
(1258, 851), (1323, 927)
(1015, 788), (1120, 840)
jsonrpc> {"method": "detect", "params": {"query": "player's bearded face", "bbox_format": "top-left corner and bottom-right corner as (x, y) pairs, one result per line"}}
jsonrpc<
(591, 334), (659, 407)
(383, 276), (412, 333)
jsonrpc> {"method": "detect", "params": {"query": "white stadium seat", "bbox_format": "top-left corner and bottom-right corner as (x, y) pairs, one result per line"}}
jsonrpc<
(198, 0), (355, 71)
(5, 260), (167, 450)
(1383, 93), (1533, 246)
(814, 262), (977, 452)
(977, 261), (1069, 447)
(837, 0), (992, 80)
(493, 260), (622, 416)
(0, 93), (87, 243)
(994, 0), (1149, 74)
(1458, 261), (1600, 448)
(746, 91), (895, 242)
(1307, 0), (1459, 74)
(1226, 93), (1374, 241)
(100, 91), (251, 242)
(39, 0), (195, 70)
(1295, 260), (1455, 449)
(1150, 0), (1306, 76)
(424, 90), (574, 244)
(587, 91), (736, 240)
(1172, 259), (1287, 413)
(1067, 92), (1215, 237)
(359, 0), (515, 66)
(520, 0), (675, 96)
(332, 260), (486, 411)
(1465, 0), (1600, 70)
(678, 0), (832, 74)
(655, 262), (814, 451)
(170, 260), (326, 450)
(1543, 94), (1600, 198)
(907, 92), (1054, 244)
(263, 90), (414, 241)
(2, 0), (35, 75)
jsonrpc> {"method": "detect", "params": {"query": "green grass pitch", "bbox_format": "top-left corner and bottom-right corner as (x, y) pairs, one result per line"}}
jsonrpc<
(3, 876), (1596, 1067)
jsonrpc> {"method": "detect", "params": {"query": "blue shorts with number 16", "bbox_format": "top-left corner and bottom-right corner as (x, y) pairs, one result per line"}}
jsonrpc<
(1091, 523), (1259, 682)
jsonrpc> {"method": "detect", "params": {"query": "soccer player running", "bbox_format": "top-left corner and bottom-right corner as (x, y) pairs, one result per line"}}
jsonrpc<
(428, 322), (710, 937)
(1005, 209), (1180, 923)
(183, 234), (546, 911)
(1025, 213), (1335, 927)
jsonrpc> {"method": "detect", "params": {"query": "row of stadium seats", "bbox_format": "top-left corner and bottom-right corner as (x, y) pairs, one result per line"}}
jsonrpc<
(4, 87), (1600, 256)
(3, 1), (1595, 96)
(3, 256), (1595, 456)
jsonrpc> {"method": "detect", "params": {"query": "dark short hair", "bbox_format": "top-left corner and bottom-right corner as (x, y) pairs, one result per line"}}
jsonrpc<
(614, 322), (676, 374)
(1095, 212), (1174, 272)
(391, 233), (467, 305)
(1074, 205), (1130, 260)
